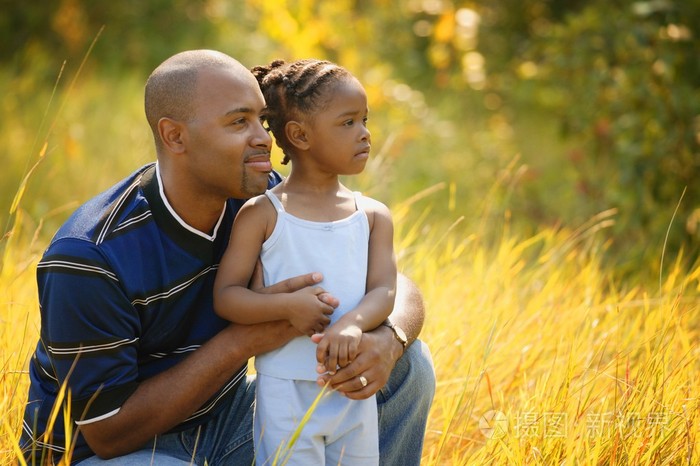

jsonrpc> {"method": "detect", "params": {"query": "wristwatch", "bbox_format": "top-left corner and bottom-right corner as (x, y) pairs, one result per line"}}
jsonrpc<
(384, 320), (408, 350)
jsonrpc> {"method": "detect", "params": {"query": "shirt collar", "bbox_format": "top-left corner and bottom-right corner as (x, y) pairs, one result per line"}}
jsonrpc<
(155, 162), (226, 242)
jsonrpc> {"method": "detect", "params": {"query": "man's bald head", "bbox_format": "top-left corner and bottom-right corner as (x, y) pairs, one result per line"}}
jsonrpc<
(144, 50), (251, 151)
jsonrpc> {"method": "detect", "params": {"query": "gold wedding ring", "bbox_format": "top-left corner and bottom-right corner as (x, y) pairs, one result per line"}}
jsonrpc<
(359, 375), (368, 387)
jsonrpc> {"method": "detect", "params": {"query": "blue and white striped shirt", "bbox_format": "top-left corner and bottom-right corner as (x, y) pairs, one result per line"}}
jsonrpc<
(22, 163), (281, 464)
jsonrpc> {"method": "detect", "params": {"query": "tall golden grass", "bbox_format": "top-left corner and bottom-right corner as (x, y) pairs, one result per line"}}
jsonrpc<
(392, 191), (700, 465)
(2, 182), (699, 464)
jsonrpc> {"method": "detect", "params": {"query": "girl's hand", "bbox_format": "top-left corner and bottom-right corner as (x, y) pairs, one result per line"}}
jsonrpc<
(287, 287), (335, 336)
(314, 324), (362, 374)
(312, 325), (402, 399)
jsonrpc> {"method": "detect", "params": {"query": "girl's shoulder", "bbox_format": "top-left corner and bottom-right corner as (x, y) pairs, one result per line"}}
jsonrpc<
(238, 191), (277, 219)
(353, 193), (393, 234)
(354, 193), (390, 215)
(234, 191), (279, 239)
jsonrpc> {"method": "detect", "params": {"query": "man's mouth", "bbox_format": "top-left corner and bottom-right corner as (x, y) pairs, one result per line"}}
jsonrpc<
(245, 153), (272, 172)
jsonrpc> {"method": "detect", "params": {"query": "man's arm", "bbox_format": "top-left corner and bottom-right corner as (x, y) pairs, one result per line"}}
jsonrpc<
(313, 272), (425, 399)
(80, 321), (291, 458)
(386, 272), (425, 348)
(80, 273), (327, 459)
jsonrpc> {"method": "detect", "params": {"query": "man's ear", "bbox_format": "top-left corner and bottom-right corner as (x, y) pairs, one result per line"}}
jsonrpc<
(158, 117), (187, 154)
(285, 120), (310, 150)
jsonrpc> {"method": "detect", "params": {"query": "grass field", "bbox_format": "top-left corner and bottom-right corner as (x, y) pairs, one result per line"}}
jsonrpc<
(2, 188), (699, 464)
(1, 64), (699, 465)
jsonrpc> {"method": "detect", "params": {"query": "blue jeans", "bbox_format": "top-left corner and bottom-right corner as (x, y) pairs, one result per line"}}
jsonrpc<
(77, 340), (435, 466)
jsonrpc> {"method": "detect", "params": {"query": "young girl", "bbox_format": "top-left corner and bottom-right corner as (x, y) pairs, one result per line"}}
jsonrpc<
(213, 59), (396, 465)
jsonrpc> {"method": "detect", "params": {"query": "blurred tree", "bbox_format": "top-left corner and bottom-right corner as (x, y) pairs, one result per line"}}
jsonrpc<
(519, 1), (700, 264)
(0, 0), (252, 77)
(396, 0), (700, 265)
(2, 0), (698, 270)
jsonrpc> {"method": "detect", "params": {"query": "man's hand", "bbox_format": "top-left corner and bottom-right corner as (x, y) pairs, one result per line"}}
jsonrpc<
(312, 325), (402, 399)
(250, 262), (340, 308)
(286, 287), (335, 336)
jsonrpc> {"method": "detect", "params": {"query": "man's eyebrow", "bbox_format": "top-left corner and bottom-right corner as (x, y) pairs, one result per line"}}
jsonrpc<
(224, 107), (254, 117)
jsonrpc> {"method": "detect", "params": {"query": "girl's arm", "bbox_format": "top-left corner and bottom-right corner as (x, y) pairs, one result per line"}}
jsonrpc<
(316, 197), (397, 372)
(213, 197), (334, 335)
(349, 196), (397, 329)
(312, 273), (425, 399)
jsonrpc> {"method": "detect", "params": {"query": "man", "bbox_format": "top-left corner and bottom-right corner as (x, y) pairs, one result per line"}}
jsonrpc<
(21, 49), (435, 465)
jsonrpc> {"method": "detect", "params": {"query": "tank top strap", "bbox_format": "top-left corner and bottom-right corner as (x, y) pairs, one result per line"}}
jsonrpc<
(352, 191), (365, 213)
(264, 190), (285, 213)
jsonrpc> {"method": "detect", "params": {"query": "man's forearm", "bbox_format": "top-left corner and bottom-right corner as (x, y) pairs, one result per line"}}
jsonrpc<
(79, 321), (294, 459)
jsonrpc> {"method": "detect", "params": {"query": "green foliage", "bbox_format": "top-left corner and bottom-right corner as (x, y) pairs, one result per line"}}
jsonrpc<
(516, 1), (700, 266)
(2, 0), (248, 76)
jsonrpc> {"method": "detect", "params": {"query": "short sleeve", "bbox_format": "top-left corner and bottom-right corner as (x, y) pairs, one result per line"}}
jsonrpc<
(37, 237), (141, 423)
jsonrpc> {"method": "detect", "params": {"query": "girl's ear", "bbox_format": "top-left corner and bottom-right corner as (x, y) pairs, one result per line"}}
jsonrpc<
(158, 117), (187, 154)
(285, 120), (310, 150)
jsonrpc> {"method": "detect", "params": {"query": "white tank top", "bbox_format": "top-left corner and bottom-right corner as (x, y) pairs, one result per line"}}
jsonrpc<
(254, 190), (371, 381)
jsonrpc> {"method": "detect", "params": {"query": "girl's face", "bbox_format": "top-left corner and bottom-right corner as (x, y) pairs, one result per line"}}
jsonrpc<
(304, 77), (371, 175)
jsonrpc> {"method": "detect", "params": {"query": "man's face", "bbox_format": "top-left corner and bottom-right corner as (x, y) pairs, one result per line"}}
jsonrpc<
(184, 66), (272, 200)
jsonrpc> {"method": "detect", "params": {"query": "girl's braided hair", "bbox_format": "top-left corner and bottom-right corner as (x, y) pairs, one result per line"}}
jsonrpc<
(251, 59), (352, 165)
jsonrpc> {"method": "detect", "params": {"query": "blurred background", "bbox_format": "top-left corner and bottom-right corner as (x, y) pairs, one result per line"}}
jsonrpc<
(2, 0), (699, 279)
